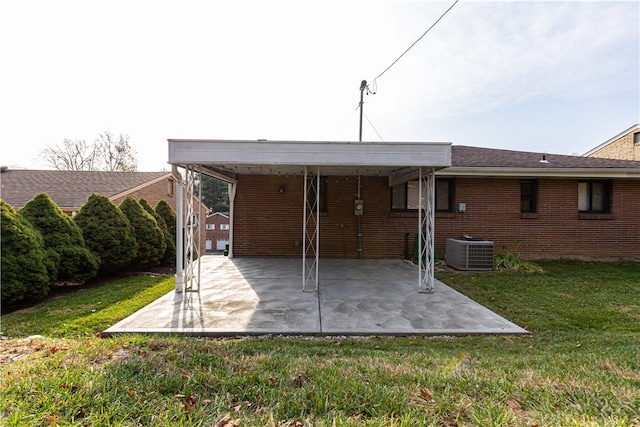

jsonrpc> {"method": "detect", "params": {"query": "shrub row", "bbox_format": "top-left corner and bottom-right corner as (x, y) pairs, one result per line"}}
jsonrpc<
(1, 194), (177, 308)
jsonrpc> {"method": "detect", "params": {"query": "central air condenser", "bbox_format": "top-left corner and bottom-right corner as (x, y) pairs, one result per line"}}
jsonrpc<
(446, 237), (494, 271)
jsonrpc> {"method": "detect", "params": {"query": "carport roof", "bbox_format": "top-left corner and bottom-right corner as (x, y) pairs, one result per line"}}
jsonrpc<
(168, 139), (452, 181)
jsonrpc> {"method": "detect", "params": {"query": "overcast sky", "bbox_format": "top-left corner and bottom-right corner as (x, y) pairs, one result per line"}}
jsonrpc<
(1, 0), (638, 171)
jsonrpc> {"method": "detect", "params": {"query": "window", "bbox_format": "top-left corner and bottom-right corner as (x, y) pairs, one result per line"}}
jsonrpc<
(167, 179), (175, 196)
(578, 180), (611, 213)
(220, 224), (230, 230)
(634, 132), (640, 145)
(520, 179), (538, 213)
(307, 176), (328, 212)
(391, 178), (454, 212)
(206, 224), (215, 230)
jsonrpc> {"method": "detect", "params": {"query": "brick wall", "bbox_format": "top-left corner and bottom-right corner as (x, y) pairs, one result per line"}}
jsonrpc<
(588, 131), (640, 161)
(233, 174), (640, 261)
(111, 178), (178, 211)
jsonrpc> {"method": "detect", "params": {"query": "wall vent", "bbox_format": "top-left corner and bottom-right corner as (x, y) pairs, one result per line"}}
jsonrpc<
(446, 237), (494, 271)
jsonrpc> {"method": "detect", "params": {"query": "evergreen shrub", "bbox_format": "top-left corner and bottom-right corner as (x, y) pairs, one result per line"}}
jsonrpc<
(119, 197), (166, 269)
(20, 193), (99, 283)
(140, 198), (176, 265)
(74, 194), (137, 274)
(1, 200), (51, 306)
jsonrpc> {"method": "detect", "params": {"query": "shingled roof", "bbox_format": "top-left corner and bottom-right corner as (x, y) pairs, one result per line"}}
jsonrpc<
(0, 169), (172, 210)
(440, 146), (640, 178)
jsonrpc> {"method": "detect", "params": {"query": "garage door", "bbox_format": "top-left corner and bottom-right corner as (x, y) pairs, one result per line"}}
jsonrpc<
(216, 239), (229, 250)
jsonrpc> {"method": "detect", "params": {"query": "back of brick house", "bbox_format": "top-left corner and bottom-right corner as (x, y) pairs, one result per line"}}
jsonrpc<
(232, 155), (640, 262)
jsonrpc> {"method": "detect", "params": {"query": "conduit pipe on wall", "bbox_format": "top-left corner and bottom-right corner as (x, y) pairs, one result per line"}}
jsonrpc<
(172, 165), (184, 292)
(356, 175), (363, 259)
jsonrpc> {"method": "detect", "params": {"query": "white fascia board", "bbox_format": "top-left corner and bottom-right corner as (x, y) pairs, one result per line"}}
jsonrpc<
(168, 139), (452, 168)
(436, 167), (640, 179)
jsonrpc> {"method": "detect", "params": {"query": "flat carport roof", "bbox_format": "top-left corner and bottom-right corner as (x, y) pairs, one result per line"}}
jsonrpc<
(167, 139), (452, 182)
(167, 139), (452, 294)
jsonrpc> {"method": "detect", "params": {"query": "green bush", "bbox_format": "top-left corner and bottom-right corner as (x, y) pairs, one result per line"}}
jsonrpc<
(119, 197), (166, 269)
(19, 193), (99, 283)
(1, 200), (51, 306)
(155, 200), (177, 242)
(494, 241), (544, 273)
(74, 193), (138, 274)
(140, 198), (176, 265)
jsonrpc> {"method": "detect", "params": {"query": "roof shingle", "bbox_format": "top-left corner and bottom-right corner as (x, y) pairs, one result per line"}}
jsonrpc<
(0, 169), (171, 209)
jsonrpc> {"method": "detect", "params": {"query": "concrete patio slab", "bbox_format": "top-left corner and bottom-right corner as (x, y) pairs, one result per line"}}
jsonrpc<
(103, 255), (528, 336)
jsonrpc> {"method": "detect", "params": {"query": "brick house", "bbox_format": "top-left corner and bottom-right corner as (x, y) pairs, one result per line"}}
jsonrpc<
(168, 140), (640, 276)
(435, 146), (640, 261)
(0, 168), (208, 253)
(205, 212), (230, 251)
(584, 124), (640, 161)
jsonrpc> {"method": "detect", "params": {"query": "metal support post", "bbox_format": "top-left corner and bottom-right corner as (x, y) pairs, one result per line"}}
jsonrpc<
(418, 166), (435, 293)
(184, 165), (201, 293)
(172, 165), (184, 292)
(302, 166), (320, 292)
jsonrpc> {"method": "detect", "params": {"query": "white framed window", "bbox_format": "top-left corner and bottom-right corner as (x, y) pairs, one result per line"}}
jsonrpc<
(206, 224), (215, 230)
(220, 224), (230, 230)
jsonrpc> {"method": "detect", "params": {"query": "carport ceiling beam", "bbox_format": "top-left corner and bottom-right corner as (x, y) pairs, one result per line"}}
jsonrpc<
(199, 166), (238, 184)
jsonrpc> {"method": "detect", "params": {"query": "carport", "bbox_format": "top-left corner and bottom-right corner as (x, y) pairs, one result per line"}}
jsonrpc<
(168, 139), (451, 294)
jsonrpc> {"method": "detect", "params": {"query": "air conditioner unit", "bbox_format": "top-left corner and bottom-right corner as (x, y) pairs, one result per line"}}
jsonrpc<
(446, 237), (494, 271)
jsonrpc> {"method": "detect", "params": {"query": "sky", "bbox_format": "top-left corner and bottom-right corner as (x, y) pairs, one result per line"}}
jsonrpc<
(1, 0), (638, 172)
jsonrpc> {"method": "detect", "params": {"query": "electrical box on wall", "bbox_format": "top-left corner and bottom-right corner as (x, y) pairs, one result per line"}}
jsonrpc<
(354, 199), (364, 216)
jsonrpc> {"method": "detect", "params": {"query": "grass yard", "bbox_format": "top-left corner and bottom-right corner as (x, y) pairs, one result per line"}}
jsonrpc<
(1, 261), (639, 426)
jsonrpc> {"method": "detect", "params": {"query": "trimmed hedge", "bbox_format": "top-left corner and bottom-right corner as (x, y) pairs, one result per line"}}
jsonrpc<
(20, 193), (99, 283)
(74, 194), (137, 274)
(1, 200), (51, 306)
(119, 197), (166, 269)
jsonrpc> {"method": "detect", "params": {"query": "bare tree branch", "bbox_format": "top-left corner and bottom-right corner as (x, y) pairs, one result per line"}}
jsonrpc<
(96, 131), (138, 172)
(39, 131), (138, 171)
(39, 139), (98, 171)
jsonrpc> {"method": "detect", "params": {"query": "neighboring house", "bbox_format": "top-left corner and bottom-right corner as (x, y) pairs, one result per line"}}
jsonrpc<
(0, 168), (208, 253)
(205, 212), (230, 251)
(584, 124), (640, 161)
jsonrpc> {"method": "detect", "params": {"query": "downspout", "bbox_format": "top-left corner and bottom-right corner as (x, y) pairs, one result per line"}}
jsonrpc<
(356, 79), (366, 259)
(172, 165), (184, 292)
(227, 182), (236, 258)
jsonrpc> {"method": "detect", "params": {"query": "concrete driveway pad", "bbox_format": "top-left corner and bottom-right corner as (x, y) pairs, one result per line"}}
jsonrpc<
(104, 256), (527, 336)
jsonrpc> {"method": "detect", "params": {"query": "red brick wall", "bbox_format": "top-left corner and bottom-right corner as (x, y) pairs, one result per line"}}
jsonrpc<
(111, 178), (178, 211)
(233, 174), (640, 261)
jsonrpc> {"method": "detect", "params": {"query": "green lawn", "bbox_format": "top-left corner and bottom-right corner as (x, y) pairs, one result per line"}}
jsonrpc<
(1, 261), (639, 426)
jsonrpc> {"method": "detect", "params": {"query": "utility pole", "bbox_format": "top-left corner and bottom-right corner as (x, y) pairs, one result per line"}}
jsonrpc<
(359, 80), (367, 142)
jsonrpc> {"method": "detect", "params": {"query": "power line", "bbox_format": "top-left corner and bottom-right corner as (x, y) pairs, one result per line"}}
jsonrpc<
(370, 0), (459, 91)
(331, 103), (361, 140)
(364, 112), (384, 142)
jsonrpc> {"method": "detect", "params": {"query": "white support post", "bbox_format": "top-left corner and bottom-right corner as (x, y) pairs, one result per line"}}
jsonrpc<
(302, 166), (320, 292)
(172, 166), (184, 292)
(227, 182), (236, 258)
(418, 166), (436, 293)
(184, 165), (201, 293)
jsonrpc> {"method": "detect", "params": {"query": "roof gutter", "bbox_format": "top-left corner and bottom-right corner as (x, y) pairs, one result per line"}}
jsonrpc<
(436, 167), (640, 179)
